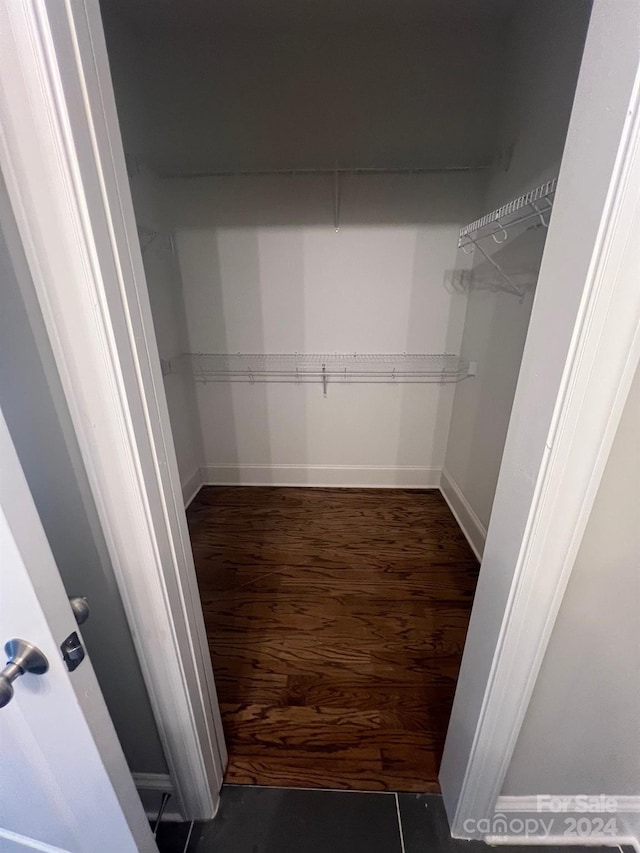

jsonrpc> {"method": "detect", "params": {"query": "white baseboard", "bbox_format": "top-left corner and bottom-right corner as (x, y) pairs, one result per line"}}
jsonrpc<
(497, 796), (640, 813)
(133, 773), (184, 822)
(132, 772), (173, 792)
(439, 468), (487, 561)
(200, 464), (441, 488)
(491, 796), (640, 849)
(485, 835), (634, 849)
(181, 467), (203, 507)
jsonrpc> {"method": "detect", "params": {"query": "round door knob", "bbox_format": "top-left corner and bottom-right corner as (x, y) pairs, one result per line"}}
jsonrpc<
(0, 674), (15, 708)
(69, 596), (90, 626)
(0, 639), (49, 709)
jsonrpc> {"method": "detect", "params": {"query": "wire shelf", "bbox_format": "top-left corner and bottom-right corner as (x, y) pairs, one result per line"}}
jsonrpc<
(176, 353), (470, 388)
(458, 178), (557, 243)
(455, 178), (557, 297)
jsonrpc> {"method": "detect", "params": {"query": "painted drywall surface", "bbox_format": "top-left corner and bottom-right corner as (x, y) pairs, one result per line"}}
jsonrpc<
(99, 0), (496, 485)
(440, 0), (640, 820)
(98, 7), (155, 168)
(0, 178), (167, 774)
(483, 0), (595, 210)
(128, 168), (205, 491)
(99, 12), (506, 175)
(445, 287), (537, 528)
(103, 15), (205, 492)
(443, 0), (592, 534)
(167, 173), (482, 480)
(502, 363), (640, 795)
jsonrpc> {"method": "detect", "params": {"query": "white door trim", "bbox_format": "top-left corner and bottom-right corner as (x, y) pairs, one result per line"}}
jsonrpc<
(441, 0), (640, 838)
(0, 0), (225, 820)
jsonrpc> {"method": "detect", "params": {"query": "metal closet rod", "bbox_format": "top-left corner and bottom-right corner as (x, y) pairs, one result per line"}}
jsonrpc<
(161, 165), (489, 178)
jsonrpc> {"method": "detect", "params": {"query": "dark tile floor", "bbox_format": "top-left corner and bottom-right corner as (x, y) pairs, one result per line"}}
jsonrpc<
(154, 785), (625, 853)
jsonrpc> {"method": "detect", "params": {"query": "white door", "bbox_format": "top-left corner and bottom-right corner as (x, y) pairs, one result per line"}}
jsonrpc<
(0, 406), (157, 853)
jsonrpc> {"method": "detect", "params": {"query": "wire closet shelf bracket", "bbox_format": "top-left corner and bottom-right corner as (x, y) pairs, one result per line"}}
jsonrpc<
(457, 178), (557, 297)
(172, 353), (472, 397)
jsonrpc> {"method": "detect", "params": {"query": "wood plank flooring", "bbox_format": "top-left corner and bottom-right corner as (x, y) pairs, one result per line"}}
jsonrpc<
(187, 486), (479, 792)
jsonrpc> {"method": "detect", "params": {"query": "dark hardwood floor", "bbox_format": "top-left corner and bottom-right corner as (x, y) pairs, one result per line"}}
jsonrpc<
(187, 486), (479, 792)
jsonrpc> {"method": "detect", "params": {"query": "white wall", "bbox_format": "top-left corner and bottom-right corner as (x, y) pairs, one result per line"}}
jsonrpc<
(166, 173), (482, 485)
(502, 363), (640, 796)
(99, 8), (506, 175)
(442, 0), (592, 548)
(0, 176), (167, 774)
(100, 0), (513, 489)
(101, 8), (205, 498)
(128, 168), (204, 498)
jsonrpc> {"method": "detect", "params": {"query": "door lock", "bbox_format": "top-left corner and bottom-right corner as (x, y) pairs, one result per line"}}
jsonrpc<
(60, 631), (85, 672)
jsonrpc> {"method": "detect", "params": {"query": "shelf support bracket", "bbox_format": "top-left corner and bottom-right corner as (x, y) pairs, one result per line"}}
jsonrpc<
(471, 240), (524, 298)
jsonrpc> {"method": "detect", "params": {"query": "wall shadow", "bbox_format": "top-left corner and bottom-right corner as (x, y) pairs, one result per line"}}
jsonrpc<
(395, 223), (473, 481)
(0, 176), (167, 774)
(442, 224), (545, 529)
(167, 172), (483, 486)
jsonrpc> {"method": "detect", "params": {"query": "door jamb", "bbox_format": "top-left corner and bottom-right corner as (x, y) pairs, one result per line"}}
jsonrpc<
(0, 0), (226, 820)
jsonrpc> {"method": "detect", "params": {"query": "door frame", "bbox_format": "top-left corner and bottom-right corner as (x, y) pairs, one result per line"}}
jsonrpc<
(1, 0), (639, 837)
(0, 0), (225, 821)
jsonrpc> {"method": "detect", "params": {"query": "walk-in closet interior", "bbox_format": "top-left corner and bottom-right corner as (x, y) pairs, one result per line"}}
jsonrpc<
(99, 0), (592, 791)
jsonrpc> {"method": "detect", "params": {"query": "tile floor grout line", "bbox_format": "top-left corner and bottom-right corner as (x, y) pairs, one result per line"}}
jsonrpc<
(224, 782), (397, 795)
(182, 819), (194, 853)
(395, 792), (407, 853)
